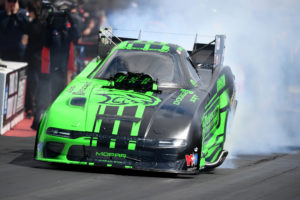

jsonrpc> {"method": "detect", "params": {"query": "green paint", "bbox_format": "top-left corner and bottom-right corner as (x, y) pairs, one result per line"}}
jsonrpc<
(131, 121), (141, 137)
(71, 82), (91, 95)
(118, 40), (171, 53)
(109, 139), (116, 149)
(95, 105), (106, 132)
(190, 79), (197, 87)
(144, 43), (153, 51)
(161, 45), (170, 52)
(202, 104), (220, 135)
(177, 46), (183, 52)
(152, 83), (158, 90)
(116, 75), (126, 83)
(117, 41), (129, 49)
(205, 93), (218, 110)
(190, 94), (199, 103)
(205, 145), (219, 158)
(128, 106), (145, 151)
(202, 87), (230, 164)
(38, 157), (88, 165)
(135, 105), (146, 119)
(212, 148), (222, 162)
(219, 89), (229, 109)
(128, 140), (137, 151)
(204, 96), (219, 116)
(112, 106), (125, 135)
(200, 157), (206, 169)
(217, 74), (226, 92)
(173, 89), (194, 105)
(130, 105), (145, 137)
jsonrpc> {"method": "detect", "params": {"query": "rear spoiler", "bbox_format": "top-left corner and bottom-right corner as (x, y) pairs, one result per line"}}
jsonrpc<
(188, 35), (226, 69)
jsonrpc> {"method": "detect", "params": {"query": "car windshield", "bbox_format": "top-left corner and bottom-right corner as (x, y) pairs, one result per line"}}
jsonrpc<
(94, 50), (184, 87)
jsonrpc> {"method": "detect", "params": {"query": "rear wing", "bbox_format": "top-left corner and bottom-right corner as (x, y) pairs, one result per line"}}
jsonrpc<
(188, 35), (226, 69)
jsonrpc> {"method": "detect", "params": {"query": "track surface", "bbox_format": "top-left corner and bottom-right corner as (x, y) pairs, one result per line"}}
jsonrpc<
(1, 136), (300, 200)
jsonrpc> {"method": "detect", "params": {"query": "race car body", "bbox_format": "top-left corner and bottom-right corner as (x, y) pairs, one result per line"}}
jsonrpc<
(34, 36), (237, 174)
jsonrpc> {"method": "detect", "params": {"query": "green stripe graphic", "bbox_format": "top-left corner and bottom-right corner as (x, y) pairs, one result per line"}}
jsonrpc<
(112, 106), (125, 135)
(128, 105), (146, 150)
(95, 105), (106, 133)
(128, 140), (136, 151)
(109, 138), (116, 149)
(130, 105), (145, 137)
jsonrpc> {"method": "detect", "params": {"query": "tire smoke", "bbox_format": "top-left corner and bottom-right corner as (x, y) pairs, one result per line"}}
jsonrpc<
(107, 0), (300, 155)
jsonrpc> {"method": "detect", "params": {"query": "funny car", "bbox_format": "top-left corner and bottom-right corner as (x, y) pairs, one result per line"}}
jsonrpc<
(34, 35), (237, 174)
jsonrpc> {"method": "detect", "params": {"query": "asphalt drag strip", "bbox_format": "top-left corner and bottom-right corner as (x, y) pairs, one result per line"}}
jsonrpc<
(0, 136), (300, 200)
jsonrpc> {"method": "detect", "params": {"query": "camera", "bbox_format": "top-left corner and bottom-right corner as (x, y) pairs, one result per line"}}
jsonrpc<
(40, 0), (76, 30)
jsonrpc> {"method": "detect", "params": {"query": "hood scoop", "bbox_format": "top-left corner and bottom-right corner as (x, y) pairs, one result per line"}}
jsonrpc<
(70, 97), (86, 107)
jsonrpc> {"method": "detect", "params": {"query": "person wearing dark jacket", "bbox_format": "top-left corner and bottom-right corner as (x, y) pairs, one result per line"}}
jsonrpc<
(31, 2), (80, 130)
(24, 0), (43, 118)
(0, 0), (29, 61)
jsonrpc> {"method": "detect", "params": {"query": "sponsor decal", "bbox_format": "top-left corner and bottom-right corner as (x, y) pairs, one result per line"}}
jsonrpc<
(185, 153), (198, 167)
(96, 89), (161, 106)
(96, 160), (123, 164)
(71, 82), (91, 95)
(202, 105), (220, 134)
(67, 86), (75, 93)
(173, 89), (194, 105)
(190, 94), (199, 103)
(95, 152), (126, 158)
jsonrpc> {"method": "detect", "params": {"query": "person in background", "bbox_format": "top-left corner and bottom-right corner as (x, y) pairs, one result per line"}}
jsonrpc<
(0, 0), (29, 61)
(31, 0), (80, 130)
(23, 0), (43, 119)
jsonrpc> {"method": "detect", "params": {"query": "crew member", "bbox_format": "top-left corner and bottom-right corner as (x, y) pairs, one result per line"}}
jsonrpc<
(24, 0), (43, 118)
(0, 0), (29, 61)
(32, 1), (80, 130)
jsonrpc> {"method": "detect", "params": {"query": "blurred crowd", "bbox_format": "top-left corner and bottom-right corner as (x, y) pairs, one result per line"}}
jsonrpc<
(0, 0), (109, 129)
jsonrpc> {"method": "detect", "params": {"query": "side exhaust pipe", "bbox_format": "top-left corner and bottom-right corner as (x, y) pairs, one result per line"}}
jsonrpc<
(204, 150), (228, 169)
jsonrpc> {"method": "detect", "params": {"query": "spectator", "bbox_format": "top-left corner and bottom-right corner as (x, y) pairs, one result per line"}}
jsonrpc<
(23, 0), (43, 118)
(0, 0), (29, 61)
(31, 1), (80, 130)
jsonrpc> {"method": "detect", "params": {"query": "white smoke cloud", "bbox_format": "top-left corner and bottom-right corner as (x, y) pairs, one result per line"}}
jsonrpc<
(108, 0), (300, 155)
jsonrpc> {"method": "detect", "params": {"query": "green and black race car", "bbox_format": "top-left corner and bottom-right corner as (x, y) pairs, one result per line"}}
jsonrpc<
(34, 35), (237, 174)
